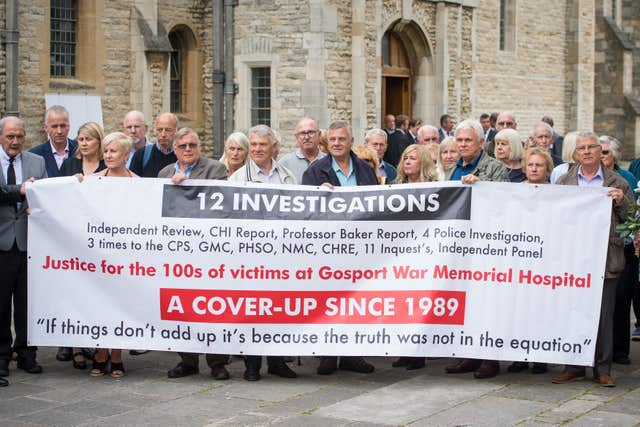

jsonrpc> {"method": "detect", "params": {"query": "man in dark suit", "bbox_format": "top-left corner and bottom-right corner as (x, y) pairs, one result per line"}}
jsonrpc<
(130, 112), (178, 178)
(530, 122), (564, 167)
(0, 116), (47, 380)
(438, 114), (456, 141)
(29, 105), (77, 178)
(541, 115), (564, 158)
(384, 115), (412, 167)
(365, 128), (397, 183)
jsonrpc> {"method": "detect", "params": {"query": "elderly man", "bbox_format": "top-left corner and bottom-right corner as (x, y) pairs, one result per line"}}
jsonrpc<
(416, 125), (441, 163)
(485, 111), (517, 157)
(158, 128), (230, 379)
(384, 115), (412, 168)
(122, 110), (149, 167)
(438, 114), (456, 141)
(0, 117), (47, 380)
(541, 115), (564, 158)
(364, 128), (396, 183)
(530, 122), (563, 167)
(29, 105), (77, 178)
(302, 120), (377, 375)
(279, 117), (326, 183)
(130, 112), (178, 177)
(383, 114), (395, 135)
(552, 132), (632, 387)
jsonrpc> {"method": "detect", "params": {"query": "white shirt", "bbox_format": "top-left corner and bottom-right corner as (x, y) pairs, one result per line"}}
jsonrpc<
(0, 145), (23, 184)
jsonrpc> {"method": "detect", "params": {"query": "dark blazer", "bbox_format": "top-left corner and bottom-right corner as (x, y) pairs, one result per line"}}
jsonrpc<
(384, 131), (412, 168)
(0, 152), (47, 251)
(157, 157), (228, 180)
(381, 161), (397, 183)
(29, 138), (77, 178)
(302, 151), (378, 186)
(59, 156), (106, 176)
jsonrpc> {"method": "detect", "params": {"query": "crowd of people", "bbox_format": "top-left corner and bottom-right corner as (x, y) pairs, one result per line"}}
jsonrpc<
(1, 105), (639, 388)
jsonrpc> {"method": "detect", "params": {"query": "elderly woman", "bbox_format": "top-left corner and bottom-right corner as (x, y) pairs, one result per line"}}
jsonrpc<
(600, 136), (637, 196)
(353, 145), (383, 184)
(523, 148), (554, 184)
(438, 137), (459, 177)
(550, 131), (578, 184)
(219, 132), (249, 177)
(60, 122), (106, 176)
(396, 144), (438, 184)
(494, 128), (526, 182)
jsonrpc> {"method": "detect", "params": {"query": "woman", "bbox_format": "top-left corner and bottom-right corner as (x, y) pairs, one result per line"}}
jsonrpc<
(550, 131), (578, 184)
(58, 122), (106, 370)
(437, 137), (459, 180)
(391, 144), (437, 371)
(88, 132), (137, 377)
(353, 145), (383, 184)
(494, 128), (526, 182)
(219, 132), (249, 177)
(600, 135), (637, 197)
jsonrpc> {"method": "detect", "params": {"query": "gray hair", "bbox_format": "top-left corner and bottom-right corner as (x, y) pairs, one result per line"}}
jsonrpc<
(364, 128), (387, 143)
(44, 105), (69, 124)
(495, 128), (525, 161)
(224, 131), (249, 151)
(174, 127), (201, 146)
(123, 110), (146, 126)
(531, 121), (553, 137)
(562, 131), (579, 162)
(599, 135), (622, 162)
(454, 119), (484, 142)
(102, 131), (133, 155)
(248, 124), (276, 145)
(576, 131), (599, 145)
(0, 115), (26, 134)
(416, 124), (438, 139)
(328, 120), (352, 139)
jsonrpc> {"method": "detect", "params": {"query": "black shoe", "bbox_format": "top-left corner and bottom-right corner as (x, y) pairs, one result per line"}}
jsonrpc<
(267, 361), (297, 378)
(17, 353), (42, 374)
(613, 354), (631, 365)
(507, 361), (529, 373)
(210, 364), (230, 380)
(243, 367), (261, 381)
(129, 350), (150, 356)
(406, 357), (425, 370)
(0, 377), (7, 387)
(392, 357), (410, 368)
(339, 357), (374, 374)
(81, 348), (95, 360)
(0, 359), (9, 376)
(317, 357), (338, 375)
(531, 362), (548, 374)
(167, 362), (199, 378)
(56, 347), (72, 362)
(72, 352), (87, 370)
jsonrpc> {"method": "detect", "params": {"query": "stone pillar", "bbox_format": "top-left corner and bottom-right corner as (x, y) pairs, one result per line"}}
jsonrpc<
(434, 2), (449, 117)
(352, 0), (367, 144)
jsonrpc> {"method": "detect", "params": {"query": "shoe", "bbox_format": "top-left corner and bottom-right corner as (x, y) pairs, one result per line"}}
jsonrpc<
(268, 361), (297, 378)
(56, 347), (72, 362)
(129, 350), (149, 356)
(317, 357), (338, 375)
(613, 354), (631, 365)
(507, 361), (529, 373)
(110, 361), (125, 378)
(0, 377), (7, 387)
(72, 352), (87, 370)
(594, 373), (615, 387)
(90, 357), (110, 377)
(632, 327), (640, 342)
(406, 357), (426, 370)
(474, 360), (500, 379)
(167, 362), (199, 378)
(551, 370), (584, 384)
(531, 363), (548, 374)
(445, 358), (482, 374)
(81, 348), (95, 360)
(0, 359), (9, 376)
(17, 354), (42, 374)
(392, 357), (410, 368)
(210, 364), (230, 380)
(339, 357), (374, 374)
(243, 367), (261, 381)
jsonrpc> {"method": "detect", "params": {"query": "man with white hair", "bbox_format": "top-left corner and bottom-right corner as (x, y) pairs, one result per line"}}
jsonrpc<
(530, 122), (563, 167)
(279, 117), (326, 183)
(364, 128), (396, 183)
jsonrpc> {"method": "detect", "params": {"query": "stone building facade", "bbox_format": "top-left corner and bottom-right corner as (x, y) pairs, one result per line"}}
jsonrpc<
(0, 0), (638, 157)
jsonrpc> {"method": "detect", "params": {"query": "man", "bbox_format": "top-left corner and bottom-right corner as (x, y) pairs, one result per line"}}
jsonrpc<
(408, 118), (422, 143)
(227, 125), (296, 381)
(0, 116), (47, 380)
(302, 120), (377, 376)
(480, 113), (496, 144)
(553, 132), (632, 387)
(158, 128), (230, 379)
(122, 110), (150, 168)
(364, 128), (396, 183)
(384, 115), (413, 168)
(438, 114), (456, 141)
(485, 111), (517, 157)
(530, 122), (563, 167)
(129, 112), (178, 177)
(29, 105), (77, 178)
(541, 115), (563, 158)
(383, 114), (395, 135)
(279, 117), (327, 183)
(416, 125), (441, 163)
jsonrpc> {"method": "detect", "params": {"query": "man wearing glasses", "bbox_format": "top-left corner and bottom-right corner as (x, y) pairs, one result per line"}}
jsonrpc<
(485, 111), (517, 157)
(130, 112), (178, 178)
(553, 132), (632, 388)
(279, 117), (326, 184)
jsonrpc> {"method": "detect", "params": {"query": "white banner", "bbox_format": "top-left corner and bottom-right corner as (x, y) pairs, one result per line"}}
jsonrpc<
(27, 177), (611, 365)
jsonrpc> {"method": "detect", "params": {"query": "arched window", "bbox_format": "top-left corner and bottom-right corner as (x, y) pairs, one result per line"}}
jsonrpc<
(168, 25), (202, 120)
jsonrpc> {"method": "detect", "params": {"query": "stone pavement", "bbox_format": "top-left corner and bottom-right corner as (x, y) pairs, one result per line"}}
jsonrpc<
(2, 345), (640, 427)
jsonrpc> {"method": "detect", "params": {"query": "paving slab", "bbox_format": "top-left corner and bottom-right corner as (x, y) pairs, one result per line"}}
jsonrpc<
(535, 399), (602, 424)
(565, 410), (640, 427)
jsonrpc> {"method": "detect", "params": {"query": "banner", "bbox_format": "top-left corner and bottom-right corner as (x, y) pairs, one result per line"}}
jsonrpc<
(27, 177), (611, 365)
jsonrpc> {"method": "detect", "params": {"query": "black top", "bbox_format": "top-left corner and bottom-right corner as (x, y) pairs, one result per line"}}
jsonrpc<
(507, 168), (527, 183)
(129, 144), (177, 178)
(59, 156), (106, 176)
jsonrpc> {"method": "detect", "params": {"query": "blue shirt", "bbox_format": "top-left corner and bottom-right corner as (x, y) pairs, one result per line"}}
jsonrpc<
(173, 161), (196, 178)
(332, 157), (356, 187)
(577, 165), (604, 187)
(450, 151), (483, 181)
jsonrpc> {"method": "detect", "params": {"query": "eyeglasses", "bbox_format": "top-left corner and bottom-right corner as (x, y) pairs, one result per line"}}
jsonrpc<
(601, 150), (610, 155)
(295, 130), (319, 138)
(175, 143), (199, 150)
(575, 144), (600, 152)
(422, 137), (439, 142)
(497, 121), (514, 127)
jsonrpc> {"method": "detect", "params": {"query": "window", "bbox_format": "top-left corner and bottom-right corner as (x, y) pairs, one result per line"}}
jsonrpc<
(50, 0), (77, 77)
(251, 67), (271, 126)
(169, 32), (183, 113)
(499, 0), (516, 52)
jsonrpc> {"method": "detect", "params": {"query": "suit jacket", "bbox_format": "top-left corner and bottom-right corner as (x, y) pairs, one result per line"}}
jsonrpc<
(29, 138), (77, 178)
(383, 131), (412, 168)
(302, 151), (378, 186)
(158, 157), (228, 180)
(444, 150), (508, 182)
(381, 161), (397, 183)
(0, 152), (47, 251)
